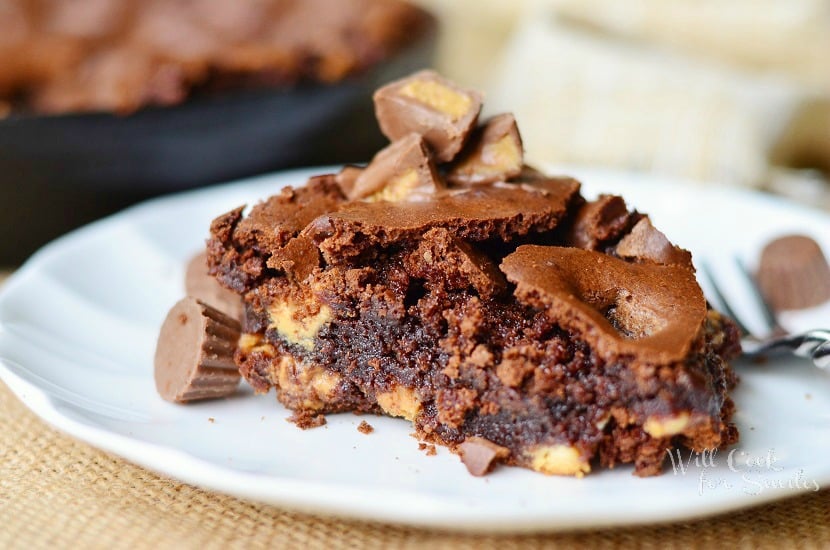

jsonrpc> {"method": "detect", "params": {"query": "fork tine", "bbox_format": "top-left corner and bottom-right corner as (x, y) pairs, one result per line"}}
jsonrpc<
(734, 256), (783, 336)
(699, 261), (751, 337)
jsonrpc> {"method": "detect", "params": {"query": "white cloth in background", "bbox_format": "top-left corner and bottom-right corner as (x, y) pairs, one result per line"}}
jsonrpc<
(412, 0), (830, 204)
(486, 12), (799, 188)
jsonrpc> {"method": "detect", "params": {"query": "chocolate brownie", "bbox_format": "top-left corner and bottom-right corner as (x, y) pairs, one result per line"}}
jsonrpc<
(206, 71), (740, 477)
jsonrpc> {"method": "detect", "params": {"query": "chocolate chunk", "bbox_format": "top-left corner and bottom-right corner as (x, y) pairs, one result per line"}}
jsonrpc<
(347, 133), (443, 201)
(568, 195), (632, 250)
(186, 252), (243, 320)
(615, 217), (693, 268)
(154, 297), (241, 403)
(373, 70), (483, 162)
(306, 177), (581, 263)
(757, 234), (830, 311)
(500, 245), (707, 364)
(459, 437), (509, 476)
(447, 114), (523, 185)
(404, 228), (506, 298)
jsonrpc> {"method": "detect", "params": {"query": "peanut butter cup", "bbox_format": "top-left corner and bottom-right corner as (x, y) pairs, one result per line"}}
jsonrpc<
(757, 234), (830, 310)
(373, 70), (483, 162)
(154, 297), (241, 403)
(185, 252), (243, 320)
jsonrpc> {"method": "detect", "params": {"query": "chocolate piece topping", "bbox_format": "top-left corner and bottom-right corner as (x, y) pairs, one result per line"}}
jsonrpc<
(154, 297), (241, 403)
(616, 217), (693, 268)
(373, 70), (483, 162)
(447, 114), (524, 185)
(459, 437), (509, 476)
(334, 165), (364, 198)
(757, 234), (830, 311)
(500, 245), (707, 364)
(185, 252), (243, 320)
(347, 133), (443, 201)
(307, 177), (581, 262)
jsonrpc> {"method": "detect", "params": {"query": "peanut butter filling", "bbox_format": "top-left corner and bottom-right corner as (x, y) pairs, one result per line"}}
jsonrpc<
(526, 445), (591, 477)
(375, 386), (421, 421)
(643, 412), (692, 438)
(267, 300), (332, 351)
(398, 79), (473, 121)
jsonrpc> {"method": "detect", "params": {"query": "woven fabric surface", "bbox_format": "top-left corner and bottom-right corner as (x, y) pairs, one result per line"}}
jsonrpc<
(1, 270), (829, 549)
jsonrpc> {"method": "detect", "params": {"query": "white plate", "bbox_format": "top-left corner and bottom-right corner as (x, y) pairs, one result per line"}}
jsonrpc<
(1, 167), (829, 533)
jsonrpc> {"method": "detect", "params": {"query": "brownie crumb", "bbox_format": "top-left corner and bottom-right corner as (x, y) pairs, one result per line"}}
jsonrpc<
(357, 420), (374, 434)
(288, 411), (327, 429)
(417, 442), (437, 455)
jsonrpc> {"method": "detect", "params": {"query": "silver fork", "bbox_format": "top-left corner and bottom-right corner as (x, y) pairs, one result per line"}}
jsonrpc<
(700, 258), (830, 370)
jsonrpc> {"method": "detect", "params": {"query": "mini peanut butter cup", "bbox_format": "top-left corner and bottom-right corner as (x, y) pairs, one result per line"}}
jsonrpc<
(154, 297), (242, 403)
(185, 252), (243, 320)
(757, 234), (830, 311)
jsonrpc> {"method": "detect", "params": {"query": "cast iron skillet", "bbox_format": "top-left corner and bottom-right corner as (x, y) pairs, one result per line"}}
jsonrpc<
(0, 21), (435, 263)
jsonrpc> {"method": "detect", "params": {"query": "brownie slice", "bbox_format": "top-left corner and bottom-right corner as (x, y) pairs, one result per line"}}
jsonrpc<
(207, 71), (739, 477)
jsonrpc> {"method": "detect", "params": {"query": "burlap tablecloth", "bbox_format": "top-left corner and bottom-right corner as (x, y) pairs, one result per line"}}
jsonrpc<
(1, 269), (828, 549)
